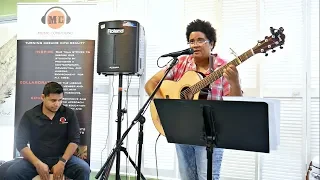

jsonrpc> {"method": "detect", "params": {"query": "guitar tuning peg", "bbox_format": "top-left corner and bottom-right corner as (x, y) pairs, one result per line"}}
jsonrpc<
(265, 53), (268, 56)
(270, 27), (275, 34)
(280, 46), (283, 49)
(279, 27), (284, 32)
(272, 49), (276, 53)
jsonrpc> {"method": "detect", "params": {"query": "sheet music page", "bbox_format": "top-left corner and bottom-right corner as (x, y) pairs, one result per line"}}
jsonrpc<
(222, 96), (280, 151)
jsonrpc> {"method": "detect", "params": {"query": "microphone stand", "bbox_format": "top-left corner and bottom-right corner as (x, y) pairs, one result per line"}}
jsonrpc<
(95, 56), (179, 180)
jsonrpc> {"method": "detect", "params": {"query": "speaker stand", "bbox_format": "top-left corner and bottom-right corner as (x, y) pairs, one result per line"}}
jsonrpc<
(96, 74), (146, 180)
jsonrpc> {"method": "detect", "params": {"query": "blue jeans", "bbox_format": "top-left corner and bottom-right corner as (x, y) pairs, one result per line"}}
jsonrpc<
(4, 156), (90, 180)
(176, 144), (224, 180)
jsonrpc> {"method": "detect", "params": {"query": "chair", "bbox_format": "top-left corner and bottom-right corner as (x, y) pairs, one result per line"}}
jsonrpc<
(0, 160), (5, 166)
(33, 174), (65, 180)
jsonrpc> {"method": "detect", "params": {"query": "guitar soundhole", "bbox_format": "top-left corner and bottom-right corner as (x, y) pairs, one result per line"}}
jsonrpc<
(180, 87), (193, 100)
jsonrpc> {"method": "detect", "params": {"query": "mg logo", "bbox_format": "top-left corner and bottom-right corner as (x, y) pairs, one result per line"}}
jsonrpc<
(41, 7), (71, 29)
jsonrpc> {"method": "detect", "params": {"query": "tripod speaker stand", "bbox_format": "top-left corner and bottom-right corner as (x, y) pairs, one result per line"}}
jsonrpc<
(95, 74), (146, 180)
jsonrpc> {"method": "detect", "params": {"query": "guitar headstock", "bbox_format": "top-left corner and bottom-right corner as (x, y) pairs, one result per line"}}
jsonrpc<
(253, 27), (285, 56)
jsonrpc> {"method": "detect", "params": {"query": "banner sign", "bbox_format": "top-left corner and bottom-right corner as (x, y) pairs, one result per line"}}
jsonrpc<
(15, 3), (97, 165)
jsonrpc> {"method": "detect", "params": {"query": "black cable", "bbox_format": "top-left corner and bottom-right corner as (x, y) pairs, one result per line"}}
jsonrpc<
(135, 76), (141, 177)
(157, 56), (174, 68)
(100, 76), (115, 167)
(124, 75), (132, 179)
(155, 133), (161, 180)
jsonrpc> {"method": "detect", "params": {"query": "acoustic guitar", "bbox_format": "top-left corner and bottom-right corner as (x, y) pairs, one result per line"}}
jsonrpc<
(149, 27), (286, 136)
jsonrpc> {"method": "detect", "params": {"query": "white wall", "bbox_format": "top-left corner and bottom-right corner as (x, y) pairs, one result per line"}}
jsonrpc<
(0, 21), (17, 161)
(0, 22), (17, 47)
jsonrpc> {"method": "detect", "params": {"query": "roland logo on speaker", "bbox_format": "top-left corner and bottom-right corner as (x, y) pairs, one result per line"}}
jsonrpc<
(107, 28), (124, 34)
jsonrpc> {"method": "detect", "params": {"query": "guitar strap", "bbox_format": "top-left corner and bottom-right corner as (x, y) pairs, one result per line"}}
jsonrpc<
(209, 54), (216, 73)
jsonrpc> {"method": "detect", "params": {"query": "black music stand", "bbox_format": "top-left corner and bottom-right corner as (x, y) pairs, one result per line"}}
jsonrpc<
(153, 99), (270, 180)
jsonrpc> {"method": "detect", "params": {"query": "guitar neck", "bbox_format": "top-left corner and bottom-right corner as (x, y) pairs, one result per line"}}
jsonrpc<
(190, 49), (255, 94)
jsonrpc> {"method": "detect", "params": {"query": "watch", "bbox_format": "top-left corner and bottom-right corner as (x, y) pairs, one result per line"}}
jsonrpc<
(59, 157), (67, 164)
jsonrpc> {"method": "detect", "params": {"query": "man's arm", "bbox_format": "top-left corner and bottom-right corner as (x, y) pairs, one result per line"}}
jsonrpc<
(62, 109), (80, 162)
(20, 148), (42, 166)
(16, 113), (42, 166)
(61, 143), (78, 162)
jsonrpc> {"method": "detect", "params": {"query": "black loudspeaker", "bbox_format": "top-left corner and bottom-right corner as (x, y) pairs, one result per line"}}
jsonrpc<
(97, 20), (146, 76)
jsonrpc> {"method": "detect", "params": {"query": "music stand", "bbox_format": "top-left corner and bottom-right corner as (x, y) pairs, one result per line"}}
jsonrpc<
(153, 99), (270, 180)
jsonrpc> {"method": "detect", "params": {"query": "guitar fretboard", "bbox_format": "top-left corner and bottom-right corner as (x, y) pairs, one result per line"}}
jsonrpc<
(186, 49), (255, 95)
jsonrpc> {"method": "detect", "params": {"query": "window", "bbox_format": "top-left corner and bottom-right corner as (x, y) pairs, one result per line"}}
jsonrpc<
(309, 0), (319, 162)
(218, 0), (260, 179)
(0, 0), (58, 16)
(259, 0), (308, 179)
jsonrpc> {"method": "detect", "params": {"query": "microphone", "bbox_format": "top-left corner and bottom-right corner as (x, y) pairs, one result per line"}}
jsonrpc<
(160, 48), (194, 57)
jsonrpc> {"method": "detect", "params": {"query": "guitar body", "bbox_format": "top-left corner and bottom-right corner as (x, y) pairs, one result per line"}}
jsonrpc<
(150, 71), (209, 136)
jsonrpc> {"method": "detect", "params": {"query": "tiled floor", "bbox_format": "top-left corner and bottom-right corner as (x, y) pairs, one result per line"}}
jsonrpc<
(90, 173), (157, 180)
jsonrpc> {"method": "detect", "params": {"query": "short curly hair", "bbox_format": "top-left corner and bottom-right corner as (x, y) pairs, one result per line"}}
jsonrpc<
(186, 19), (217, 44)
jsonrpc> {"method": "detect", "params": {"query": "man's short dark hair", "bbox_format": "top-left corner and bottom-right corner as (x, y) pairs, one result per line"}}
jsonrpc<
(42, 82), (64, 97)
(186, 19), (217, 44)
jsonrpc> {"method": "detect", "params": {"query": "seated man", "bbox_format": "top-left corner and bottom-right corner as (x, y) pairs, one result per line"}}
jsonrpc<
(5, 82), (90, 180)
